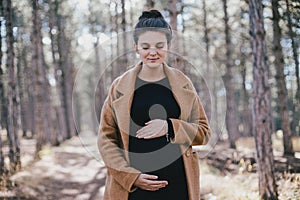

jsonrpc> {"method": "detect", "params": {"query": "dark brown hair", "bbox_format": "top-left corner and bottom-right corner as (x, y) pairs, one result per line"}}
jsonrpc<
(133, 10), (172, 44)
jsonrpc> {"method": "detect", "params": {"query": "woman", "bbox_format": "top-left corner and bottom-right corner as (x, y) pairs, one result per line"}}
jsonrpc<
(98, 10), (210, 200)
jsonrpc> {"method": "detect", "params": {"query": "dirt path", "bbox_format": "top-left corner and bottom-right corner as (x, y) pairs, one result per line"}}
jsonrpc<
(10, 136), (106, 200)
(7, 135), (299, 200)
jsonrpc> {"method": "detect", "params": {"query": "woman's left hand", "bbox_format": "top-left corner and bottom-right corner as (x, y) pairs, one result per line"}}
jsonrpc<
(136, 119), (168, 139)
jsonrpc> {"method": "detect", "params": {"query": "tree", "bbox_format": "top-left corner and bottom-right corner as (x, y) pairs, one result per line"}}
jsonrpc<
(285, 0), (300, 136)
(285, 0), (299, 102)
(4, 0), (22, 173)
(222, 0), (239, 148)
(31, 0), (53, 157)
(271, 0), (293, 155)
(54, 0), (76, 138)
(238, 2), (253, 137)
(0, 0), (9, 185)
(201, 0), (212, 121)
(48, 0), (68, 142)
(249, 0), (278, 199)
(145, 0), (155, 10)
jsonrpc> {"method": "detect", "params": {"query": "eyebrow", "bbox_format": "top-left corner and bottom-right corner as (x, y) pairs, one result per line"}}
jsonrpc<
(140, 42), (166, 45)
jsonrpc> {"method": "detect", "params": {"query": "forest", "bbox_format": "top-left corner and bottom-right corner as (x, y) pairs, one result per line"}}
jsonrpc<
(0, 0), (299, 199)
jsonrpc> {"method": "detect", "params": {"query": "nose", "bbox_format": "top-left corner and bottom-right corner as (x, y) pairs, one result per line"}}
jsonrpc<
(149, 48), (157, 55)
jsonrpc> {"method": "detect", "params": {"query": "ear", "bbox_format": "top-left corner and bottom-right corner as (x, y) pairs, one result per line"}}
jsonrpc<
(134, 43), (138, 53)
(167, 43), (171, 50)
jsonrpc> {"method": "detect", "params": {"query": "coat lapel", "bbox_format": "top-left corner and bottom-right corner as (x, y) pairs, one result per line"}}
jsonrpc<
(112, 62), (142, 151)
(112, 61), (196, 152)
(164, 63), (196, 121)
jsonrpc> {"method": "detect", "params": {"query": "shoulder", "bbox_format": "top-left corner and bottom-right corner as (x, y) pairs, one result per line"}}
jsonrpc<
(166, 66), (197, 92)
(110, 66), (135, 88)
(168, 67), (190, 80)
(107, 66), (136, 98)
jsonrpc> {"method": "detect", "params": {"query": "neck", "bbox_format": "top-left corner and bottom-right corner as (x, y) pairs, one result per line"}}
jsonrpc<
(138, 63), (166, 82)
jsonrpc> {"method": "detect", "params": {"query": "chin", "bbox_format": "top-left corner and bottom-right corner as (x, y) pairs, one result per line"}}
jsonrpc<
(144, 62), (163, 68)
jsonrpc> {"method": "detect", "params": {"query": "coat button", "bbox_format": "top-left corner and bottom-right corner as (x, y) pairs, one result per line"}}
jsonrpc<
(186, 151), (191, 157)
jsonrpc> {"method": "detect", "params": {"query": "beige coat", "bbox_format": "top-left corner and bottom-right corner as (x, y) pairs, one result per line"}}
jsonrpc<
(98, 61), (210, 200)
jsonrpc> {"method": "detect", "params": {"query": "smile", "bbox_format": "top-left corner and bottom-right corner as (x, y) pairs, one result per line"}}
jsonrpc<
(148, 58), (159, 61)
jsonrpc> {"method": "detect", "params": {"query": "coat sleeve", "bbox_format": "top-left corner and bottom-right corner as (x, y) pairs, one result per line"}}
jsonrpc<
(98, 83), (140, 192)
(169, 90), (210, 146)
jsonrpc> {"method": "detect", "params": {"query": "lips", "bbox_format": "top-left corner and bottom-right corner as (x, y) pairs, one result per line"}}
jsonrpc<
(148, 58), (159, 61)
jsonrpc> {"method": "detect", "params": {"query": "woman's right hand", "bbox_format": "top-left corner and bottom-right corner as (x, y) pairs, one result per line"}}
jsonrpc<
(133, 173), (168, 191)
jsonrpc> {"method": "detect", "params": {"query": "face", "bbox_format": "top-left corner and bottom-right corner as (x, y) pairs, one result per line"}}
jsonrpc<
(135, 31), (169, 68)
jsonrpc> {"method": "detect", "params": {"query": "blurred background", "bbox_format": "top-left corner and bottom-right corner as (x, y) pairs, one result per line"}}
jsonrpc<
(0, 0), (299, 199)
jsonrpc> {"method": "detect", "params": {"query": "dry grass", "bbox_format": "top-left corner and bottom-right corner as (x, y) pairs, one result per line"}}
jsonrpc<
(200, 160), (259, 200)
(200, 160), (300, 200)
(201, 133), (300, 200)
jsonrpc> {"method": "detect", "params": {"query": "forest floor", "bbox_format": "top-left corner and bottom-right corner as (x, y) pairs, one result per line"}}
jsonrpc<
(1, 133), (300, 200)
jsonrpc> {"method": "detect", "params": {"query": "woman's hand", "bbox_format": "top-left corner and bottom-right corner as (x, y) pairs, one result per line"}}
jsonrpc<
(136, 119), (168, 139)
(134, 174), (168, 191)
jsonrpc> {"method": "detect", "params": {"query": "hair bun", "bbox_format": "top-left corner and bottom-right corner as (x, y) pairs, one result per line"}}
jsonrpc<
(139, 10), (163, 20)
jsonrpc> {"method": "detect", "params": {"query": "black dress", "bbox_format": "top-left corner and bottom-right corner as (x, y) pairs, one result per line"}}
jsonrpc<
(128, 77), (189, 200)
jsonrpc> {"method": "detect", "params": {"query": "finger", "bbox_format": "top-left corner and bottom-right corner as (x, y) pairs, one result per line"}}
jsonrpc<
(136, 126), (149, 135)
(142, 174), (158, 180)
(145, 120), (152, 125)
(148, 184), (167, 191)
(145, 179), (168, 186)
(136, 130), (152, 138)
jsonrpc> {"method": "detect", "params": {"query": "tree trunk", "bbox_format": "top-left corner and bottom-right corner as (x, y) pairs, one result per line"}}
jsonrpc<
(4, 0), (19, 173)
(18, 38), (31, 138)
(145, 0), (155, 10)
(94, 38), (106, 133)
(167, 0), (183, 69)
(121, 0), (128, 68)
(285, 0), (300, 136)
(56, 6), (76, 138)
(14, 41), (22, 172)
(240, 6), (252, 137)
(24, 46), (35, 138)
(222, 0), (239, 148)
(201, 0), (212, 122)
(3, 0), (16, 173)
(249, 0), (278, 199)
(168, 0), (177, 31)
(115, 1), (122, 76)
(272, 0), (293, 155)
(31, 0), (50, 158)
(49, 0), (67, 142)
(285, 0), (299, 101)
(108, 1), (115, 81)
(0, 0), (9, 184)
(0, 1), (7, 130)
(63, 40), (76, 137)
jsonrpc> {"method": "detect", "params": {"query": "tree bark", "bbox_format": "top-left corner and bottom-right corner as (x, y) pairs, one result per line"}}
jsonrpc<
(285, 0), (299, 101)
(202, 0), (211, 121)
(145, 0), (155, 10)
(272, 0), (293, 155)
(222, 0), (239, 148)
(3, 0), (16, 173)
(0, 1), (7, 130)
(23, 46), (36, 138)
(4, 0), (19, 172)
(240, 6), (252, 137)
(18, 37), (31, 138)
(285, 0), (300, 136)
(249, 0), (278, 199)
(49, 0), (67, 142)
(121, 0), (128, 68)
(55, 3), (76, 138)
(0, 0), (9, 183)
(168, 0), (177, 31)
(31, 0), (51, 157)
